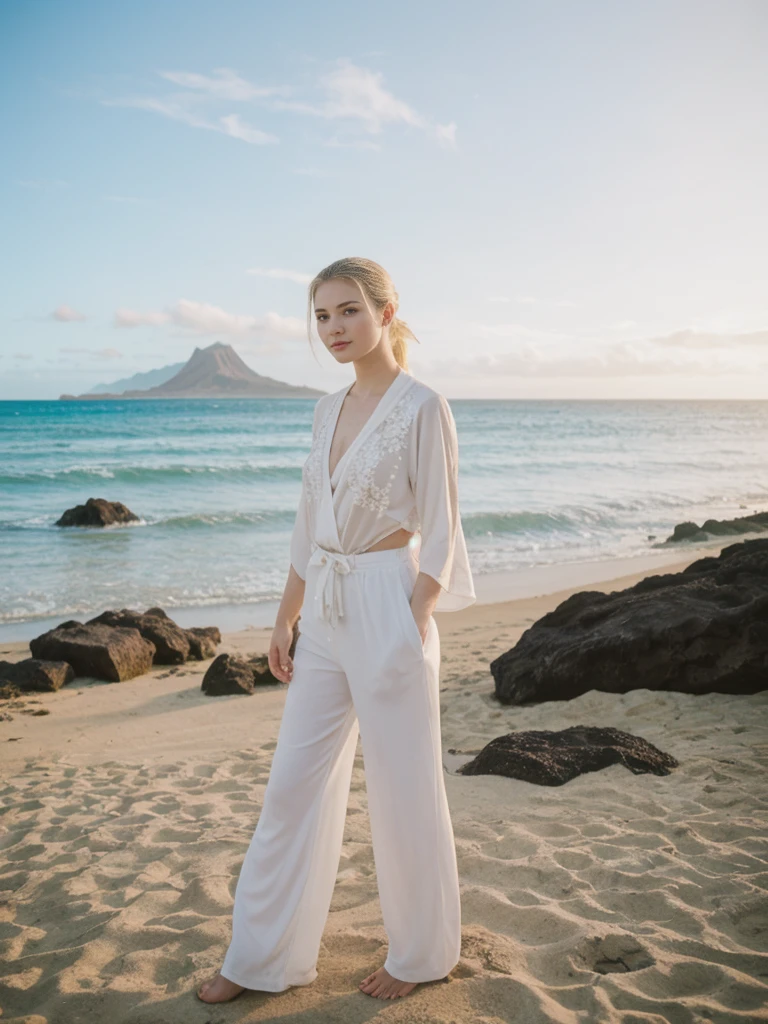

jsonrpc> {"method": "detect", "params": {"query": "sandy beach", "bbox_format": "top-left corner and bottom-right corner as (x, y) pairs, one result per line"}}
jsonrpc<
(1, 544), (766, 1023)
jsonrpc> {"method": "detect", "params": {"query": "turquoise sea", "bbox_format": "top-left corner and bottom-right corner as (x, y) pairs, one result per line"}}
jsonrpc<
(2, 396), (767, 640)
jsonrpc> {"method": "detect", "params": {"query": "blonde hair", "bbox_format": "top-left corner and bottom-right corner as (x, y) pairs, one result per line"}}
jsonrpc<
(306, 256), (419, 371)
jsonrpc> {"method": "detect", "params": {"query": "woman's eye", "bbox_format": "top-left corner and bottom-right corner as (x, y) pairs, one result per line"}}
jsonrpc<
(344, 307), (356, 314)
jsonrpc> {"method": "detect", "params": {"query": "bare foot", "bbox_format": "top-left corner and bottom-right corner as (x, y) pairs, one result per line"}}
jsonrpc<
(359, 965), (418, 999)
(196, 972), (245, 1003)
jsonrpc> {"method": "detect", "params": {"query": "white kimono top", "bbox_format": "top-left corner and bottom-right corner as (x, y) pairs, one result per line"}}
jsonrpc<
(290, 368), (476, 621)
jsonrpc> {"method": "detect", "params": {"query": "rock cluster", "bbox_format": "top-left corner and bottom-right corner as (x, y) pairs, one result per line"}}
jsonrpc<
(1, 607), (222, 690)
(665, 509), (768, 543)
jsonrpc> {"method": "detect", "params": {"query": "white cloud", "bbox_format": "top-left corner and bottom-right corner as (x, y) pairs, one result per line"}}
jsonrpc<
(102, 95), (278, 145)
(102, 61), (451, 146)
(429, 341), (759, 379)
(247, 267), (313, 284)
(435, 121), (457, 148)
(272, 59), (450, 142)
(158, 68), (288, 102)
(115, 299), (305, 339)
(52, 304), (86, 322)
(648, 328), (768, 349)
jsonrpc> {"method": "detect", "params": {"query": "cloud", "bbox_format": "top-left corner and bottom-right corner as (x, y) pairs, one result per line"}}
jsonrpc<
(14, 353), (33, 360)
(247, 267), (313, 284)
(115, 299), (305, 339)
(648, 328), (768, 349)
(435, 121), (457, 147)
(429, 342), (759, 378)
(102, 61), (452, 147)
(157, 68), (288, 102)
(272, 60), (451, 143)
(102, 94), (278, 145)
(59, 347), (123, 359)
(52, 304), (86, 322)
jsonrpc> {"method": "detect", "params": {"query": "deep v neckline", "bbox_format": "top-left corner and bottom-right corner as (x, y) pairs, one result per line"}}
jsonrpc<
(325, 369), (405, 495)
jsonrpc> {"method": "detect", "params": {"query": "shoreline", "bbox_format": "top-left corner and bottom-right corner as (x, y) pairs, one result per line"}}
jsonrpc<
(0, 533), (757, 771)
(1, 530), (763, 645)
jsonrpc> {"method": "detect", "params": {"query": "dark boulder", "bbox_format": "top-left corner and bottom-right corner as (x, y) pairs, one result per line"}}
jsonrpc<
(55, 497), (140, 528)
(456, 726), (679, 786)
(0, 658), (75, 692)
(491, 538), (768, 705)
(665, 510), (768, 544)
(29, 621), (155, 682)
(201, 653), (282, 695)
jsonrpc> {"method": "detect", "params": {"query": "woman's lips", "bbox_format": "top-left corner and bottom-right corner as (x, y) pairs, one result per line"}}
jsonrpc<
(331, 341), (351, 349)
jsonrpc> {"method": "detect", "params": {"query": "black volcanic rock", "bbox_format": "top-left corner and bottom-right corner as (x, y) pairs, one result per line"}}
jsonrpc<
(0, 659), (75, 692)
(456, 726), (679, 786)
(490, 538), (768, 705)
(29, 622), (155, 682)
(665, 510), (768, 544)
(201, 653), (281, 695)
(56, 498), (140, 528)
(60, 342), (326, 400)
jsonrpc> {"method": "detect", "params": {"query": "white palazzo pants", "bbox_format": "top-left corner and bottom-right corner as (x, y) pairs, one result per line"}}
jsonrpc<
(220, 543), (462, 992)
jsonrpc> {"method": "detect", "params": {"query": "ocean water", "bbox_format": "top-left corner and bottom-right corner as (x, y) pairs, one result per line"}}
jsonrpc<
(1, 396), (767, 639)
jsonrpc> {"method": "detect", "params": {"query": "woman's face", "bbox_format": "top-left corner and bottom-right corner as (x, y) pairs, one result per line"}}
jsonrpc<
(314, 278), (392, 364)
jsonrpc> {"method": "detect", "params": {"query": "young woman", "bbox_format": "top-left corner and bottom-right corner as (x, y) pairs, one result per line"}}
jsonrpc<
(197, 256), (476, 1003)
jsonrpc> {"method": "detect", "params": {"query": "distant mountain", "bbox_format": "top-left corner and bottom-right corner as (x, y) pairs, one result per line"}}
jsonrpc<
(87, 362), (186, 395)
(61, 342), (326, 400)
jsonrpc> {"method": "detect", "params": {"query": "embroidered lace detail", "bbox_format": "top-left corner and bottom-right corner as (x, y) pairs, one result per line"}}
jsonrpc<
(345, 389), (418, 514)
(303, 394), (342, 503)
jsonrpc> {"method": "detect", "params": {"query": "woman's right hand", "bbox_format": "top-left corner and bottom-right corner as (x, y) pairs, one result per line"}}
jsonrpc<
(269, 621), (296, 683)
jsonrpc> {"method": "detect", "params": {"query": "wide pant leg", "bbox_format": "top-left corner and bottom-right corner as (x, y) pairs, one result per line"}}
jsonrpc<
(220, 631), (359, 991)
(337, 552), (462, 983)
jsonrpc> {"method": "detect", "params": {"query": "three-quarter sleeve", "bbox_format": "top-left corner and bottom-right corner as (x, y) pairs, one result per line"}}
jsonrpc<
(410, 394), (476, 612)
(289, 399), (322, 580)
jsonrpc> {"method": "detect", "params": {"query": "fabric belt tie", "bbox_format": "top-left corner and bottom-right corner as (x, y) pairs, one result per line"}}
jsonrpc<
(308, 546), (352, 628)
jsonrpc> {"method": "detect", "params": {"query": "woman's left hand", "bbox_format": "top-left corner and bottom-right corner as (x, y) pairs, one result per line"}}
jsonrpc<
(410, 572), (441, 646)
(410, 602), (431, 645)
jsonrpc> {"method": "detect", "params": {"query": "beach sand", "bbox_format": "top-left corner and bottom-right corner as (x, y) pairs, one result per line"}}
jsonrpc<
(1, 545), (766, 1023)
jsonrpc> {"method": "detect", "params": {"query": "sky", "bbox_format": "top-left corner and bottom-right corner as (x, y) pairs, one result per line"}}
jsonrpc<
(1, 0), (767, 400)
